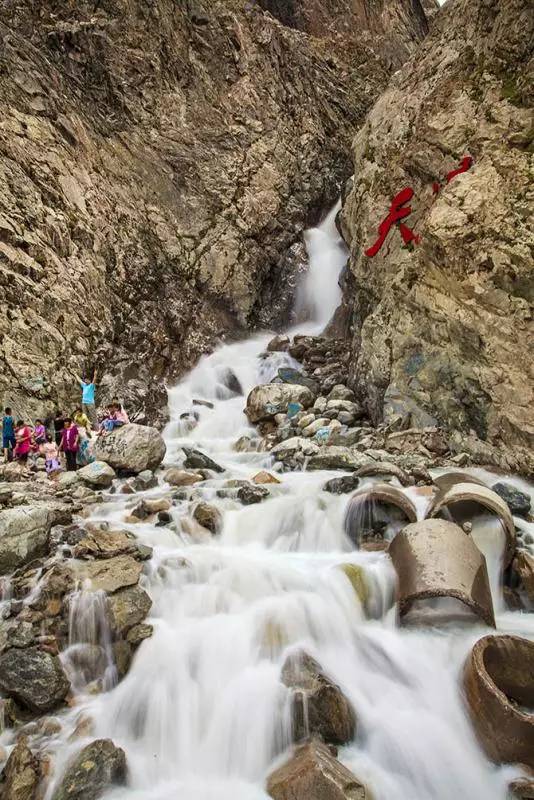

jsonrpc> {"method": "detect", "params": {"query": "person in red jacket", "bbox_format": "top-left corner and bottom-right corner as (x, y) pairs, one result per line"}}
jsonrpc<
(59, 419), (79, 471)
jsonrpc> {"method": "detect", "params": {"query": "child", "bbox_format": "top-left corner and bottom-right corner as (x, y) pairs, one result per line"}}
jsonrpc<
(73, 407), (92, 436)
(43, 433), (61, 479)
(59, 419), (79, 471)
(34, 419), (46, 446)
(98, 404), (127, 435)
(2, 407), (16, 462)
(13, 421), (33, 464)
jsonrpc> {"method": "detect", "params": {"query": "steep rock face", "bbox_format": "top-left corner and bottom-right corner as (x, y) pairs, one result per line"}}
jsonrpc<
(0, 0), (431, 423)
(340, 0), (534, 474)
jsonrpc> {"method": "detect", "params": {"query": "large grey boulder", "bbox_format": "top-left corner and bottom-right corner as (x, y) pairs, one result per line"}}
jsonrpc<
(77, 461), (116, 489)
(52, 739), (127, 800)
(0, 505), (51, 574)
(0, 647), (70, 712)
(246, 384), (314, 423)
(94, 424), (166, 474)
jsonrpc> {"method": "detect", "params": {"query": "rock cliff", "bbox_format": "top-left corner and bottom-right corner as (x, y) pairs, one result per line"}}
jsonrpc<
(0, 0), (432, 423)
(339, 0), (534, 474)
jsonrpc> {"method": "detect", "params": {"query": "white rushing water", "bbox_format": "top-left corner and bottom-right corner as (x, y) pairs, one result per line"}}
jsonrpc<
(12, 205), (534, 800)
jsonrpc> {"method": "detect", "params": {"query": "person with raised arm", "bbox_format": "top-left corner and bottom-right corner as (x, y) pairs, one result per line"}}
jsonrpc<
(73, 368), (98, 431)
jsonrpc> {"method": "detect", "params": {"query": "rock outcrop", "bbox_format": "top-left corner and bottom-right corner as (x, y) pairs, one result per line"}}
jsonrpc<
(0, 0), (433, 423)
(339, 0), (534, 474)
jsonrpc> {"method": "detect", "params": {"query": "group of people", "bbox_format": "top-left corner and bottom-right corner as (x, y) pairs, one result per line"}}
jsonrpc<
(1, 371), (130, 479)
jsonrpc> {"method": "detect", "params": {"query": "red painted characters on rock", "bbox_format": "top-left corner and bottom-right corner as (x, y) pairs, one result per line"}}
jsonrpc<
(366, 155), (474, 257)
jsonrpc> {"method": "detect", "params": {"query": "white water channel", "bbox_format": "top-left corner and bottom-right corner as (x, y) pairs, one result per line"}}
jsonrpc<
(8, 205), (534, 799)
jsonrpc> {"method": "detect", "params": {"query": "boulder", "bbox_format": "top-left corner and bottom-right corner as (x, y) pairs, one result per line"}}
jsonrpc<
(107, 585), (152, 636)
(182, 448), (224, 473)
(267, 740), (367, 800)
(277, 367), (320, 395)
(267, 335), (290, 352)
(130, 498), (172, 520)
(246, 384), (314, 423)
(307, 448), (368, 471)
(52, 739), (127, 800)
(252, 471), (281, 485)
(79, 555), (142, 594)
(0, 505), (51, 575)
(132, 470), (158, 491)
(302, 419), (331, 438)
(192, 502), (223, 534)
(165, 468), (204, 486)
(324, 475), (359, 495)
(0, 647), (70, 712)
(492, 482), (531, 517)
(281, 650), (356, 745)
(237, 484), (269, 505)
(72, 529), (137, 560)
(513, 551), (534, 603)
(94, 424), (166, 474)
(1, 737), (40, 800)
(327, 385), (355, 402)
(77, 462), (116, 489)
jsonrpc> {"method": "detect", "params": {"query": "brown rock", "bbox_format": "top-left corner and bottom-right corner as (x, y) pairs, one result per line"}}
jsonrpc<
(252, 471), (281, 485)
(1, 737), (40, 800)
(513, 552), (534, 603)
(267, 739), (368, 800)
(72, 529), (136, 560)
(164, 469), (203, 487)
(192, 503), (223, 535)
(78, 556), (142, 594)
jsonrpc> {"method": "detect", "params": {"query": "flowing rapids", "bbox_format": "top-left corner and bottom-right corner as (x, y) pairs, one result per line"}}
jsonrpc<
(22, 208), (534, 799)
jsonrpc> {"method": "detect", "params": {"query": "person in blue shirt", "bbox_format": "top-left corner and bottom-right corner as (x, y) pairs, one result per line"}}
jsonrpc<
(73, 369), (98, 430)
(2, 407), (16, 461)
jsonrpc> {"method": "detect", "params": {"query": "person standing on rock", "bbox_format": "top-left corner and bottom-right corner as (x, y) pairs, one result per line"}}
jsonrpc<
(2, 407), (16, 462)
(74, 369), (98, 430)
(59, 418), (79, 471)
(13, 420), (33, 464)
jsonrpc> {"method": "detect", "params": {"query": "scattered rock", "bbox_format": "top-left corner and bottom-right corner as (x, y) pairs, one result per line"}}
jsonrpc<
(1, 736), (40, 800)
(267, 335), (290, 352)
(252, 471), (281, 485)
(72, 529), (136, 560)
(0, 506), (51, 575)
(192, 502), (222, 534)
(107, 586), (152, 636)
(246, 384), (314, 424)
(278, 367), (319, 395)
(79, 556), (143, 594)
(77, 462), (116, 489)
(132, 471), (158, 491)
(130, 498), (171, 520)
(302, 419), (331, 438)
(267, 739), (367, 800)
(513, 552), (534, 604)
(281, 650), (356, 745)
(94, 424), (166, 474)
(237, 484), (269, 505)
(0, 647), (70, 713)
(182, 448), (224, 473)
(323, 475), (360, 494)
(164, 468), (204, 486)
(307, 448), (368, 471)
(492, 482), (531, 517)
(52, 739), (127, 800)
(327, 385), (355, 402)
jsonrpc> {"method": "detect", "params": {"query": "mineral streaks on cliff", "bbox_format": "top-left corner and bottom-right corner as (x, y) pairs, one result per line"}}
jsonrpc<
(340, 0), (534, 473)
(0, 0), (431, 422)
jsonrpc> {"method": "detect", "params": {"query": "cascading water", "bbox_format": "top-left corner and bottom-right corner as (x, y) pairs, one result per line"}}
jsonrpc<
(17, 205), (534, 800)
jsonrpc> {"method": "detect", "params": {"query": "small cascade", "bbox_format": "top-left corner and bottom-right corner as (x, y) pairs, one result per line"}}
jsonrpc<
(61, 583), (117, 694)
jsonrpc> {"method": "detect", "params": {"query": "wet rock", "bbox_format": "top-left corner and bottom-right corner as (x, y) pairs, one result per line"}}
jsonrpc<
(156, 511), (172, 526)
(107, 586), (152, 636)
(338, 564), (369, 605)
(182, 448), (224, 473)
(218, 369), (243, 398)
(278, 368), (320, 395)
(0, 647), (70, 713)
(132, 470), (158, 491)
(130, 498), (171, 520)
(281, 650), (356, 745)
(1, 736), (40, 800)
(513, 552), (534, 604)
(246, 384), (314, 424)
(492, 482), (531, 517)
(510, 774), (534, 799)
(464, 635), (534, 769)
(354, 461), (414, 487)
(192, 399), (214, 410)
(72, 529), (136, 560)
(79, 556), (142, 594)
(307, 448), (368, 471)
(267, 335), (290, 352)
(192, 502), (223, 534)
(77, 462), (116, 489)
(52, 739), (126, 800)
(252, 471), (280, 485)
(0, 506), (51, 575)
(165, 468), (204, 486)
(94, 424), (166, 474)
(323, 475), (360, 494)
(126, 623), (153, 647)
(267, 739), (367, 800)
(237, 484), (269, 505)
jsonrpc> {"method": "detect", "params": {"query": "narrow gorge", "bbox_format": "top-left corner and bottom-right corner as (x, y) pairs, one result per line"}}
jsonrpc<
(0, 1), (533, 800)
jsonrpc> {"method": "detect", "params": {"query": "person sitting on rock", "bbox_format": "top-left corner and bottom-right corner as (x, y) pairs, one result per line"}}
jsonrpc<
(73, 369), (98, 430)
(43, 433), (62, 480)
(98, 403), (128, 436)
(59, 418), (79, 471)
(73, 407), (92, 436)
(13, 420), (33, 464)
(2, 407), (16, 462)
(111, 398), (130, 425)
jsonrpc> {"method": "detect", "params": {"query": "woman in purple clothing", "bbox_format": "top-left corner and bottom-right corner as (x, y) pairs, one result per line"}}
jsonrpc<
(59, 419), (79, 471)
